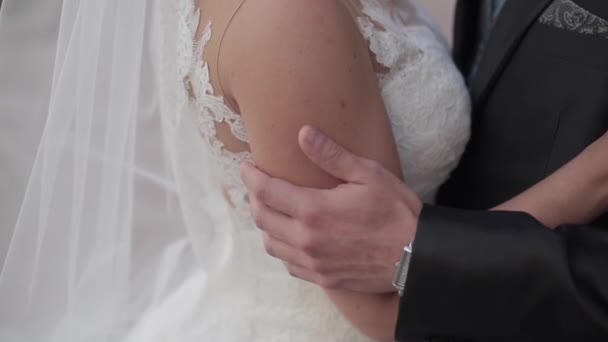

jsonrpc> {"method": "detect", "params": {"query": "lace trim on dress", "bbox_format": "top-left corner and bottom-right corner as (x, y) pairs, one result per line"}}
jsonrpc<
(184, 8), (254, 225)
(356, 0), (425, 80)
(539, 0), (608, 38)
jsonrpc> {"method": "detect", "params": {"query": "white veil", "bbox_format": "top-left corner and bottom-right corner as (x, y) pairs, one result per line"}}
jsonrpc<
(0, 0), (229, 340)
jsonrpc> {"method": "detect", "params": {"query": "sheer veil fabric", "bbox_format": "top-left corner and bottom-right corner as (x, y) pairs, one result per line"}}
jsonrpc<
(0, 0), (62, 266)
(0, 0), (225, 340)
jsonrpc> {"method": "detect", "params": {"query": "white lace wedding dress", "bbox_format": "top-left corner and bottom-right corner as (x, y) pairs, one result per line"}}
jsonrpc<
(127, 0), (470, 341)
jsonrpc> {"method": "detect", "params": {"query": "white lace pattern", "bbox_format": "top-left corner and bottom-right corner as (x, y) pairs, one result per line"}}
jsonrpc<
(185, 10), (254, 224)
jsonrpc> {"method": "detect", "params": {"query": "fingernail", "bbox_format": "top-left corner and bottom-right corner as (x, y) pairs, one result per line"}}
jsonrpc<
(306, 127), (323, 153)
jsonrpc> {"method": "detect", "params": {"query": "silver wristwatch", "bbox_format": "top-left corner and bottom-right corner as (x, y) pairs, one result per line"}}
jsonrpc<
(392, 242), (413, 296)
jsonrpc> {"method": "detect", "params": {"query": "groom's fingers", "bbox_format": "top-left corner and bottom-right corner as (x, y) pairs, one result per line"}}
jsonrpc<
(284, 262), (342, 289)
(298, 125), (370, 184)
(283, 262), (323, 287)
(241, 162), (310, 217)
(263, 235), (311, 269)
(250, 197), (304, 244)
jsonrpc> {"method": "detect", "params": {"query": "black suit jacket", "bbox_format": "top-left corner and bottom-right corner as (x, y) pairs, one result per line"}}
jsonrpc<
(395, 0), (608, 341)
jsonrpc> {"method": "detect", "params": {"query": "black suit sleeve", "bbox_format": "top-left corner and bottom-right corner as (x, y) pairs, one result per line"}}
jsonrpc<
(395, 205), (608, 341)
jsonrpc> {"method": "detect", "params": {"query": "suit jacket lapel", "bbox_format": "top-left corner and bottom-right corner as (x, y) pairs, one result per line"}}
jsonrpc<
(469, 0), (553, 106)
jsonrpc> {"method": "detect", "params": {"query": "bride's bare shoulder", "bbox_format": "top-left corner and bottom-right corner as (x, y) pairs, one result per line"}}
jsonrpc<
(233, 0), (354, 27)
(221, 0), (359, 55)
(218, 0), (363, 96)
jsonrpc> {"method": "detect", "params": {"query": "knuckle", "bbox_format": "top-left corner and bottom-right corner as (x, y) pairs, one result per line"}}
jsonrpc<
(302, 211), (320, 228)
(365, 159), (385, 178)
(253, 178), (270, 203)
(320, 140), (342, 163)
(298, 203), (323, 228)
(310, 259), (327, 274)
(318, 276), (338, 289)
(253, 187), (266, 203)
(299, 233), (319, 255)
(330, 279), (343, 289)
(302, 256), (315, 271)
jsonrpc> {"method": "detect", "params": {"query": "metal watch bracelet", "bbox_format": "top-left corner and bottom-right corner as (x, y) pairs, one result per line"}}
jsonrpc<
(392, 241), (413, 296)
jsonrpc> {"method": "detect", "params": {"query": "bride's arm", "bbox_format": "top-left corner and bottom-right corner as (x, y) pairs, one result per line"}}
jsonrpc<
(220, 0), (400, 340)
(495, 131), (608, 228)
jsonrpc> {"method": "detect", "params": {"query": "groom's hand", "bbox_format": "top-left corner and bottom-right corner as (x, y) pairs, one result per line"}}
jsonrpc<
(241, 126), (422, 293)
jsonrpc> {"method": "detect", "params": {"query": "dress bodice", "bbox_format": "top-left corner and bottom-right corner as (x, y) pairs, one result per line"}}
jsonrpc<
(130, 1), (471, 341)
(186, 0), (470, 228)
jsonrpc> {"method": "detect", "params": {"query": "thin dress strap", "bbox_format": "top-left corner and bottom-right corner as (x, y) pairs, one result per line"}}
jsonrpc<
(214, 0), (248, 112)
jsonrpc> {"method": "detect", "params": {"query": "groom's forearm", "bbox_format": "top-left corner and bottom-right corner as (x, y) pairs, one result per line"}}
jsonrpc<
(394, 205), (608, 341)
(493, 132), (608, 229)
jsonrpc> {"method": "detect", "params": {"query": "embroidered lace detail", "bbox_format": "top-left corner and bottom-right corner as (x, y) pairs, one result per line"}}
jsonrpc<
(539, 0), (608, 38)
(356, 0), (425, 78)
(157, 0), (198, 132)
(184, 9), (254, 224)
